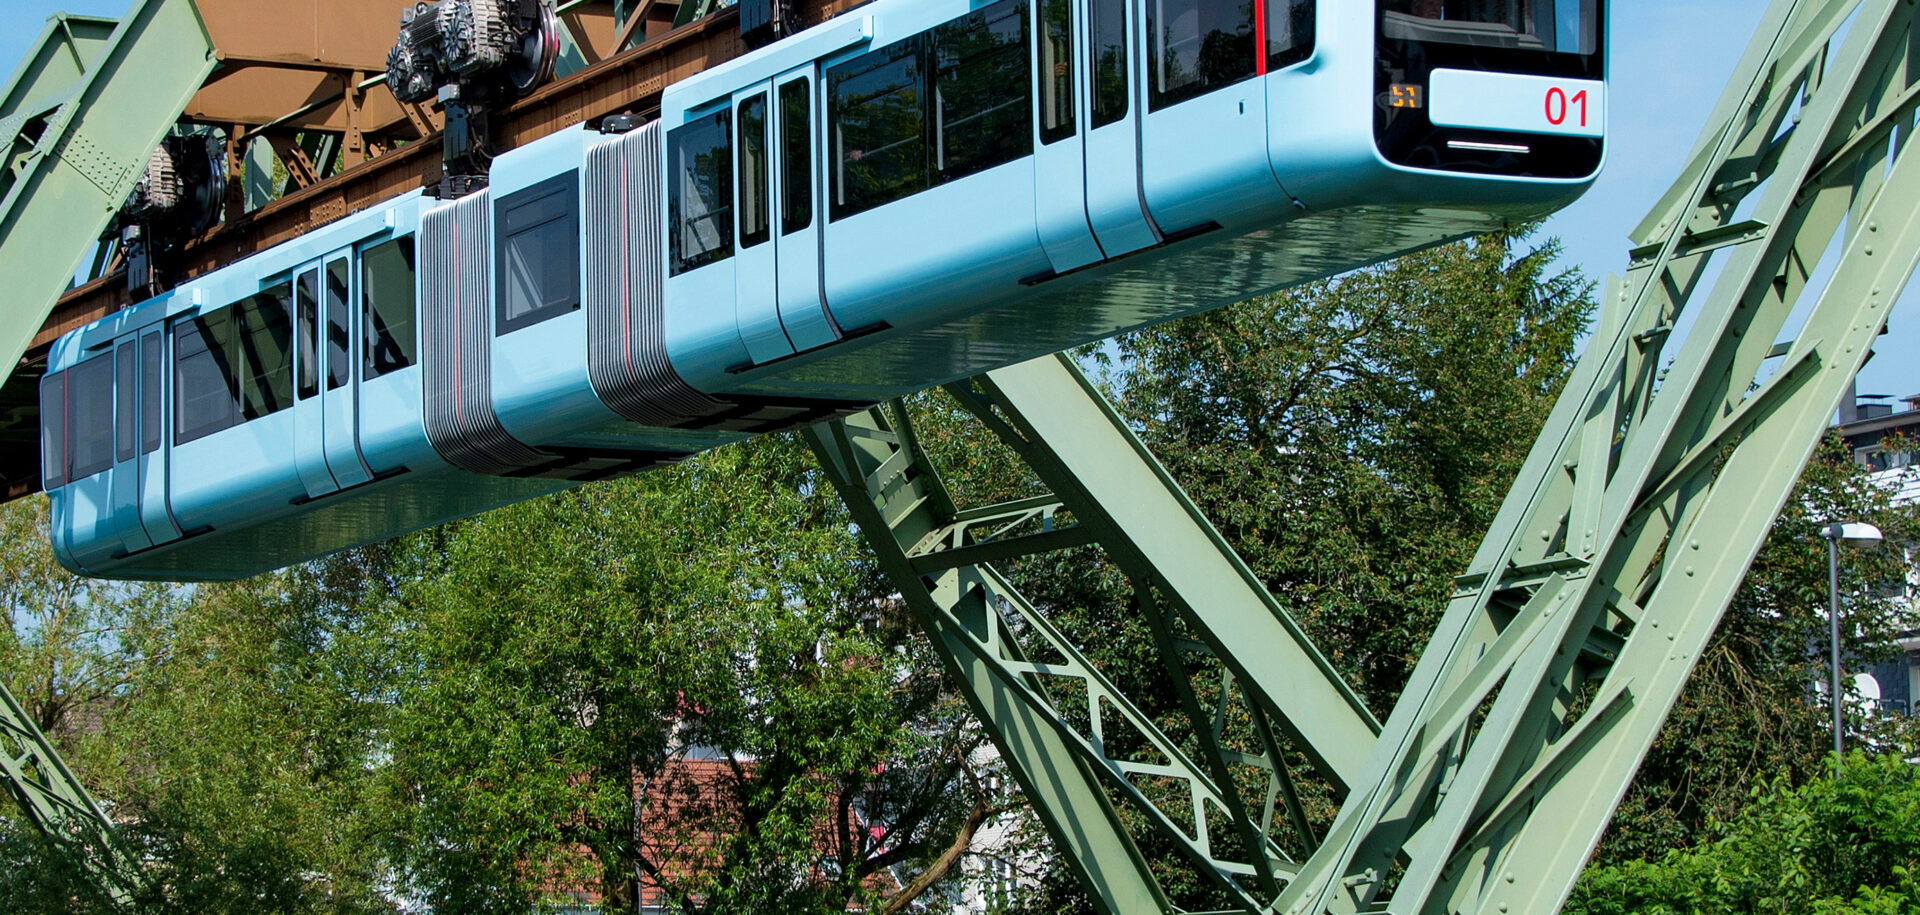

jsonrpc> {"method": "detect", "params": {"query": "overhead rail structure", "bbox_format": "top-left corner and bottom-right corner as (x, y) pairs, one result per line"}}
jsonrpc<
(4, 0), (1918, 910)
(0, 0), (849, 501)
(812, 0), (1920, 911)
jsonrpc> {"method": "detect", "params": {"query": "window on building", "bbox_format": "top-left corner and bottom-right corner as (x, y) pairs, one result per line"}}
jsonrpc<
(669, 110), (735, 274)
(363, 236), (417, 378)
(497, 172), (581, 332)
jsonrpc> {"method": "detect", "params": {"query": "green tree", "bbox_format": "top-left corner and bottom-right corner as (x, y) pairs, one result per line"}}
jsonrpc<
(1568, 751), (1920, 915)
(373, 435), (1011, 914)
(1596, 434), (1920, 861)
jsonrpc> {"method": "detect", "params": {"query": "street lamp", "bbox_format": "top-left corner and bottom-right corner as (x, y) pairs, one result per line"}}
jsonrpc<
(1823, 521), (1884, 761)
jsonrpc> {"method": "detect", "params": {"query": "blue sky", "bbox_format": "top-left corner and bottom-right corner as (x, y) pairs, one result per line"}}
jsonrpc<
(4, 0), (1912, 398)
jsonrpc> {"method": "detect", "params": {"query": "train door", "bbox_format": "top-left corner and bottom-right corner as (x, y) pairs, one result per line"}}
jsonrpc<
(1033, 0), (1104, 274)
(771, 69), (835, 351)
(108, 338), (152, 554)
(732, 83), (796, 364)
(134, 328), (181, 545)
(1081, 0), (1160, 257)
(292, 251), (373, 501)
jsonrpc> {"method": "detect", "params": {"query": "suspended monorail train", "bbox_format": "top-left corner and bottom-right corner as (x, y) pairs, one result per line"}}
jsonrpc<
(40, 0), (1606, 579)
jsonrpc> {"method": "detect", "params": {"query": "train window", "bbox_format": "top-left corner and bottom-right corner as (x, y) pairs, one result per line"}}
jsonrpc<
(1089, 0), (1127, 127)
(496, 171), (582, 332)
(1148, 0), (1257, 110)
(139, 331), (161, 454)
(176, 289), (295, 445)
(1269, 0), (1313, 70)
(1037, 0), (1074, 143)
(828, 37), (927, 219)
(239, 283), (295, 419)
(739, 93), (771, 249)
(363, 236), (417, 379)
(67, 354), (115, 479)
(932, 0), (1032, 181)
(39, 371), (65, 489)
(1380, 0), (1597, 55)
(779, 80), (812, 234)
(297, 269), (320, 398)
(325, 259), (351, 389)
(669, 111), (735, 274)
(176, 311), (237, 444)
(115, 345), (136, 463)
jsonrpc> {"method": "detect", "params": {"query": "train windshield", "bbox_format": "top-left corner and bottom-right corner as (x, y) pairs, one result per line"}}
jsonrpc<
(1380, 0), (1598, 56)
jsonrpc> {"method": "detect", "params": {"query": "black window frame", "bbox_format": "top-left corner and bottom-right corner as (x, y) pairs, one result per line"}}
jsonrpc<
(324, 257), (352, 390)
(827, 0), (1034, 221)
(66, 352), (116, 480)
(495, 170), (582, 334)
(297, 267), (320, 399)
(1147, 0), (1259, 111)
(362, 234), (418, 380)
(39, 370), (66, 489)
(115, 343), (136, 464)
(668, 109), (736, 276)
(1089, 0), (1129, 127)
(1038, 0), (1076, 143)
(174, 283), (296, 447)
(932, 0), (1034, 182)
(779, 78), (814, 235)
(139, 330), (162, 455)
(738, 92), (772, 249)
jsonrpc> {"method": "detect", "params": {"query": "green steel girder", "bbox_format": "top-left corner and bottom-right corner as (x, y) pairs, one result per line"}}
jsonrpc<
(0, 0), (215, 389)
(817, 0), (1920, 911)
(0, 0), (215, 901)
(1276, 0), (1920, 911)
(806, 356), (1379, 913)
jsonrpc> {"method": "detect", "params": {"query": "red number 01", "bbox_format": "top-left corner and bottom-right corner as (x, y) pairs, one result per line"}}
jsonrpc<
(1545, 87), (1589, 127)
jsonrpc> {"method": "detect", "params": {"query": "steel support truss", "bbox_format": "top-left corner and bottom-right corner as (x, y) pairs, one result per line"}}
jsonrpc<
(812, 0), (1920, 909)
(0, 681), (140, 906)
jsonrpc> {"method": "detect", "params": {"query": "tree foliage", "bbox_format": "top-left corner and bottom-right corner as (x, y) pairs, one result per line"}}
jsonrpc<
(1569, 752), (1920, 914)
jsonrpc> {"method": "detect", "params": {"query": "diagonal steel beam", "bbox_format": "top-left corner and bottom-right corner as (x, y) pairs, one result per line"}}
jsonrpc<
(808, 354), (1381, 912)
(0, 0), (215, 389)
(1273, 0), (1920, 911)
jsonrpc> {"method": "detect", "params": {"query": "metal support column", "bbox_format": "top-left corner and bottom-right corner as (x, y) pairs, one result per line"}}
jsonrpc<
(1280, 0), (1920, 910)
(806, 356), (1379, 913)
(0, 679), (141, 905)
(817, 0), (1920, 910)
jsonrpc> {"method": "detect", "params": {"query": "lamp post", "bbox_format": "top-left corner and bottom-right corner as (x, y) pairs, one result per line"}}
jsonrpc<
(1823, 521), (1884, 761)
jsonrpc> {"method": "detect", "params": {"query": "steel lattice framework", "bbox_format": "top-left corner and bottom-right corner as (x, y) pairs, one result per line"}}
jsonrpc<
(811, 0), (1920, 910)
(7, 0), (1920, 908)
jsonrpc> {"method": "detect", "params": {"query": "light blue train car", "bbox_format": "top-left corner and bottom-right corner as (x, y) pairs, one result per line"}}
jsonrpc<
(41, 0), (1606, 579)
